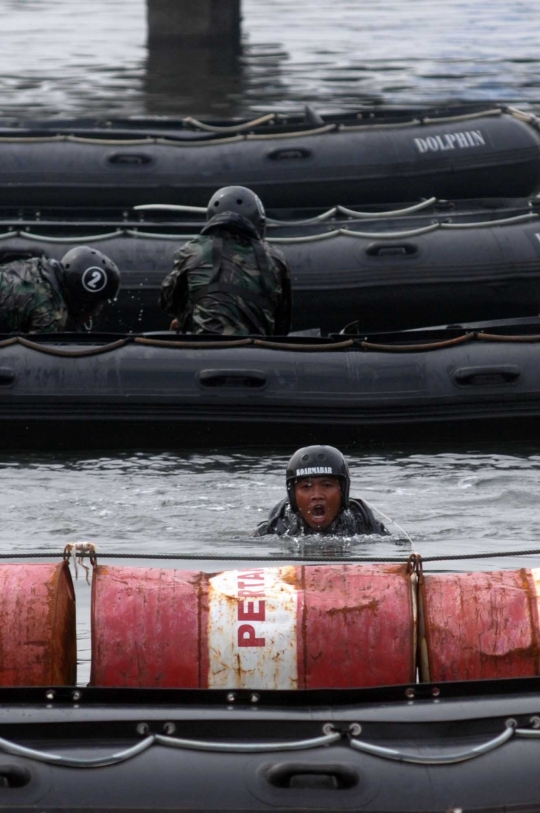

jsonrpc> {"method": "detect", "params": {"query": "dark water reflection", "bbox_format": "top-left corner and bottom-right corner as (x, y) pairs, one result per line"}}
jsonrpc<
(1, 0), (539, 118)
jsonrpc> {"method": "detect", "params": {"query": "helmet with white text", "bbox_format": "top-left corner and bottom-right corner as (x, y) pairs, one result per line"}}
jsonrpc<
(285, 445), (350, 512)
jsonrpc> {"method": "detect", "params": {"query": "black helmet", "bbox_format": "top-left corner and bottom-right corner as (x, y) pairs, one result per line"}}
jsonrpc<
(286, 445), (351, 512)
(60, 247), (120, 316)
(207, 186), (266, 237)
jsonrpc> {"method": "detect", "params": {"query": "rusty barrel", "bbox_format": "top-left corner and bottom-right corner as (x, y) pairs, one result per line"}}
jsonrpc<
(0, 562), (76, 686)
(419, 568), (540, 682)
(90, 564), (416, 689)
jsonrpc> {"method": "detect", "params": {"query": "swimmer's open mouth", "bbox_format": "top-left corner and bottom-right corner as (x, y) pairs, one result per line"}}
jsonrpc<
(311, 504), (326, 517)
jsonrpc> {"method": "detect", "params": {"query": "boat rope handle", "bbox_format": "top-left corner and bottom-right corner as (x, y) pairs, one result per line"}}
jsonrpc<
(359, 333), (475, 353)
(0, 106), (533, 146)
(421, 108), (503, 125)
(134, 199), (439, 224)
(0, 229), (125, 244)
(156, 134), (246, 147)
(66, 135), (156, 146)
(267, 208), (339, 226)
(124, 229), (199, 240)
(0, 728), (340, 768)
(328, 108), (507, 132)
(336, 198), (438, 218)
(154, 729), (341, 753)
(441, 212), (538, 229)
(134, 203), (207, 214)
(339, 119), (422, 131)
(0, 210), (535, 247)
(348, 721), (515, 765)
(0, 336), (129, 357)
(3, 721), (540, 769)
(477, 331), (540, 343)
(246, 124), (337, 140)
(0, 733), (156, 768)
(4, 330), (540, 359)
(182, 113), (276, 133)
(135, 336), (253, 349)
(505, 106), (540, 127)
(253, 338), (354, 351)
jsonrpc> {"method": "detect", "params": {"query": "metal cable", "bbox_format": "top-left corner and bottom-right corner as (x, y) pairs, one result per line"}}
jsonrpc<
(3, 549), (540, 565)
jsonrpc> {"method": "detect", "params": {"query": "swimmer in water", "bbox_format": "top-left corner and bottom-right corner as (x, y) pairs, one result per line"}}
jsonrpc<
(256, 445), (388, 536)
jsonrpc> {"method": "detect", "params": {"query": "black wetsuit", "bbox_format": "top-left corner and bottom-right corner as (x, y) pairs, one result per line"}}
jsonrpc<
(256, 497), (388, 536)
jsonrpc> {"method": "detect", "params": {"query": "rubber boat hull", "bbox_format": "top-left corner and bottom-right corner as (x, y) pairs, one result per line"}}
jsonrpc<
(2, 198), (540, 333)
(1, 678), (540, 811)
(0, 104), (540, 207)
(2, 320), (540, 448)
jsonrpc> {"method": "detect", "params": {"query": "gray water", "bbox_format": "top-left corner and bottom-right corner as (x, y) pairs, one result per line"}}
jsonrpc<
(3, 443), (540, 682)
(1, 0), (540, 680)
(0, 0), (539, 118)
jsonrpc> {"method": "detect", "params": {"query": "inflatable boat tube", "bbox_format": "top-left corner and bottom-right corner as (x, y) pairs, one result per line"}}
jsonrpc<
(1, 676), (540, 810)
(1, 197), (540, 333)
(0, 104), (539, 207)
(2, 320), (540, 448)
(0, 562), (76, 686)
(90, 564), (416, 689)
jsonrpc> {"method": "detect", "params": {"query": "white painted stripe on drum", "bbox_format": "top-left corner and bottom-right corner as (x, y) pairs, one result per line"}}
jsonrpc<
(530, 568), (540, 614)
(207, 567), (298, 690)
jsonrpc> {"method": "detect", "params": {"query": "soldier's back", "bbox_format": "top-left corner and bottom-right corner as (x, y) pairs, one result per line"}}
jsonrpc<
(186, 230), (286, 336)
(0, 258), (68, 333)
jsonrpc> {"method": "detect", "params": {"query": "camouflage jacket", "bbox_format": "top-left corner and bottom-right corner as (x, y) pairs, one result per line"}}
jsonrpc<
(159, 213), (292, 336)
(0, 257), (68, 333)
(256, 497), (389, 537)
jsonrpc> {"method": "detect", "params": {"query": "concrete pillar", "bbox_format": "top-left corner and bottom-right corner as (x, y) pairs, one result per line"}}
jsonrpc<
(147, 0), (241, 47)
(144, 43), (242, 117)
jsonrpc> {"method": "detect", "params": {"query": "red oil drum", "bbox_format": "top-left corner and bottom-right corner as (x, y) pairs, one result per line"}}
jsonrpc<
(0, 562), (76, 686)
(419, 568), (540, 682)
(91, 564), (416, 689)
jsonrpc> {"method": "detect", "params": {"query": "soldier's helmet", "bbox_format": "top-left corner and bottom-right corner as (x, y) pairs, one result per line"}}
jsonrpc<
(286, 445), (351, 512)
(60, 247), (120, 315)
(206, 186), (266, 237)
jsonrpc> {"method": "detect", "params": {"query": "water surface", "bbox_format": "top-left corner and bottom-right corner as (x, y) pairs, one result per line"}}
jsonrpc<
(0, 0), (539, 117)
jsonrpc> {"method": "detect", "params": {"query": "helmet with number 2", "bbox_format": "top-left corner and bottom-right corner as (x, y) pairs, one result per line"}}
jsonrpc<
(60, 247), (120, 315)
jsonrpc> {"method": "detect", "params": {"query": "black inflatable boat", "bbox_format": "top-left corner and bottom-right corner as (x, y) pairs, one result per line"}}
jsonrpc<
(0, 104), (540, 207)
(1, 197), (540, 333)
(2, 318), (540, 449)
(0, 678), (538, 812)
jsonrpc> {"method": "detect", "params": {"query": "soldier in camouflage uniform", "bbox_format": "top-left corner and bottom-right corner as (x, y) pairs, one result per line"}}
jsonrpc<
(159, 186), (292, 336)
(256, 445), (389, 537)
(0, 247), (120, 333)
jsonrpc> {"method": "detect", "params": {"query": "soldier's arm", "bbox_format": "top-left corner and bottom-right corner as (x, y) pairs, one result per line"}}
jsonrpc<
(26, 303), (67, 333)
(159, 241), (202, 318)
(274, 258), (293, 336)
